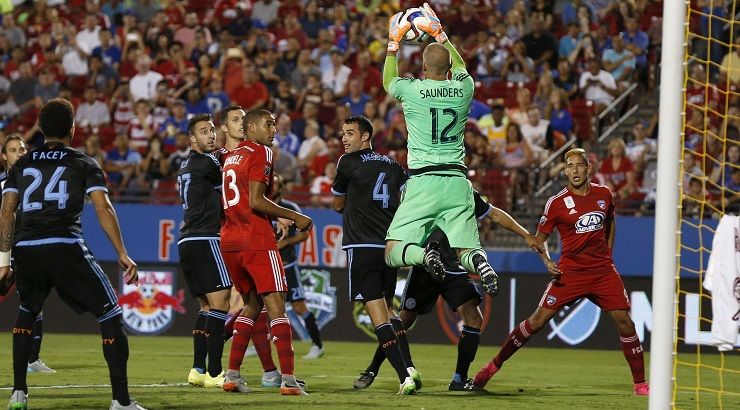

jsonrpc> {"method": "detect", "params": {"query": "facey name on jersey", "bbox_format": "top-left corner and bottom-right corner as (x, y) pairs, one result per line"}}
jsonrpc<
(32, 151), (68, 161)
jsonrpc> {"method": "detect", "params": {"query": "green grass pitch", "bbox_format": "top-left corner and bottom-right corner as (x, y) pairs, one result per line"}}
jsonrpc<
(0, 334), (738, 409)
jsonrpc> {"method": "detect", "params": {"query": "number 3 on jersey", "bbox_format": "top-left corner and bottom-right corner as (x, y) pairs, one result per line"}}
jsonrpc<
(222, 169), (240, 209)
(22, 166), (69, 212)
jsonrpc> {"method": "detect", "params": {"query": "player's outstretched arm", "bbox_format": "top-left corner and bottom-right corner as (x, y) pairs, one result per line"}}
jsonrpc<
(0, 192), (17, 295)
(418, 3), (464, 72)
(249, 180), (313, 231)
(488, 206), (545, 254)
(90, 190), (138, 285)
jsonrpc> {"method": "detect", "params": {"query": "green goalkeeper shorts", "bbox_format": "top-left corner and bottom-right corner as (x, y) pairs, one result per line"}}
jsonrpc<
(386, 173), (481, 250)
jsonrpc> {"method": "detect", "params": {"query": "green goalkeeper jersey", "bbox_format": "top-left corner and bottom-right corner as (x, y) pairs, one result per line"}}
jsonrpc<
(388, 68), (474, 170)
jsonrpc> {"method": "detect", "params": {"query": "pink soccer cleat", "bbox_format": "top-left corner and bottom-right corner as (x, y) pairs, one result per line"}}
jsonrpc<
(473, 361), (500, 389)
(634, 382), (650, 395)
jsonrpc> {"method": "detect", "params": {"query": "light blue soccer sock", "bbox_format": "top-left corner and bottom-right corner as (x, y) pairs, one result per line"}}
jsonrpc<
(460, 249), (487, 274)
(385, 242), (424, 267)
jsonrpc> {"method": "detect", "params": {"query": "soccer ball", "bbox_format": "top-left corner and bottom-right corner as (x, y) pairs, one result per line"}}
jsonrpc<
(397, 7), (430, 44)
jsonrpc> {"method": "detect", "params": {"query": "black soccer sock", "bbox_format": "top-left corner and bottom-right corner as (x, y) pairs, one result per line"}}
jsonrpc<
(99, 312), (130, 406)
(193, 311), (207, 372)
(205, 309), (227, 377)
(366, 345), (387, 375)
(390, 316), (414, 368)
(301, 311), (323, 349)
(13, 306), (36, 393)
(28, 315), (43, 364)
(455, 325), (481, 381)
(375, 323), (408, 382)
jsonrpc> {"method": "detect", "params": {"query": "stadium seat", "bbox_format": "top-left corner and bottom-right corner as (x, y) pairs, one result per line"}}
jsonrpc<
(151, 180), (180, 205)
(570, 99), (597, 141)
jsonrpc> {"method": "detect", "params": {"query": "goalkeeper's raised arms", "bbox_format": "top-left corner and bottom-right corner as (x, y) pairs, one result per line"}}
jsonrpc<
(418, 2), (448, 44)
(387, 12), (411, 53)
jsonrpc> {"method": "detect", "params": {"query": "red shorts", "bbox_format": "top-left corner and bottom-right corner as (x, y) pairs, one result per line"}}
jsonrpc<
(221, 249), (287, 295)
(538, 267), (631, 311)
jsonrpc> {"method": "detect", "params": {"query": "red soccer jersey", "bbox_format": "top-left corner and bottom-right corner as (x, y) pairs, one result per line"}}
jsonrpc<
(220, 140), (277, 252)
(600, 156), (634, 192)
(538, 184), (615, 274)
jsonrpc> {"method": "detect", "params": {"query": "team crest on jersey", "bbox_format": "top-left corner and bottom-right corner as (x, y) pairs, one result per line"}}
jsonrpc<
(264, 165), (271, 176)
(118, 270), (186, 335)
(286, 268), (337, 341)
(597, 200), (606, 210)
(539, 216), (547, 226)
(575, 211), (605, 234)
(546, 295), (557, 306)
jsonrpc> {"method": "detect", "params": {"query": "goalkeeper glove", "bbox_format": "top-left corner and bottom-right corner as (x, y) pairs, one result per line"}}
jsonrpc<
(418, 2), (448, 44)
(387, 12), (411, 52)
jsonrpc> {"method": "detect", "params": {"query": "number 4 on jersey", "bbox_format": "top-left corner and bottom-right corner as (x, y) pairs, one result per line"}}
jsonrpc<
(22, 166), (69, 212)
(373, 172), (389, 208)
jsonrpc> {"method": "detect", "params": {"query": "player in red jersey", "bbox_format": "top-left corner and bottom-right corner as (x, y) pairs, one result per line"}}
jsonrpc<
(473, 148), (649, 396)
(220, 108), (313, 396)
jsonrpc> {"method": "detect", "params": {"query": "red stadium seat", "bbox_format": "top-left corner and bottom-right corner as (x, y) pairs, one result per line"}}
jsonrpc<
(570, 99), (597, 141)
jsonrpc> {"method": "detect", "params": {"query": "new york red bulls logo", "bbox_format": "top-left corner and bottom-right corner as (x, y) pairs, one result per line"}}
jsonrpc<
(118, 270), (186, 335)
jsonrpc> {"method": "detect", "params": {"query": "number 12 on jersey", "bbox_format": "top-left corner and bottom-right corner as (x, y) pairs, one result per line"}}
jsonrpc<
(430, 108), (459, 144)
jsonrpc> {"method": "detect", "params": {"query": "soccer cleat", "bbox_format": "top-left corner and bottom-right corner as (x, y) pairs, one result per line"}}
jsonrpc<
(303, 345), (324, 359)
(473, 254), (499, 297)
(109, 398), (147, 410)
(204, 371), (225, 388)
(223, 369), (252, 393)
(27, 359), (56, 373)
(473, 360), (500, 389)
(449, 378), (484, 392)
(353, 371), (376, 389)
(280, 378), (308, 396)
(634, 382), (650, 395)
(187, 368), (205, 387)
(397, 376), (417, 395)
(423, 240), (445, 283)
(262, 373), (307, 389)
(407, 367), (422, 391)
(244, 345), (257, 357)
(8, 390), (27, 410)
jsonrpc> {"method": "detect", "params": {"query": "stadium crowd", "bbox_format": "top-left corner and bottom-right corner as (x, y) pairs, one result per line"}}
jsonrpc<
(0, 0), (735, 215)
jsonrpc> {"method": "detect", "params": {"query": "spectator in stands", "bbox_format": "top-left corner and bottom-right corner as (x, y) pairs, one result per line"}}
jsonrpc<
(685, 64), (720, 116)
(575, 4), (598, 35)
(310, 161), (337, 206)
(593, 23), (613, 56)
(162, 0), (186, 31)
(301, 1), (329, 43)
(559, 23), (584, 60)
(168, 131), (191, 174)
(602, 35), (636, 95)
(683, 151), (705, 192)
(175, 12), (212, 57)
(448, 0), (487, 44)
(681, 176), (708, 219)
(296, 74), (323, 112)
(8, 62), (37, 114)
(625, 120), (657, 185)
(105, 133), (146, 189)
(252, 0), (281, 27)
(350, 51), (383, 98)
(545, 88), (574, 140)
(322, 47), (352, 98)
(520, 104), (554, 164)
(110, 83), (135, 135)
(159, 41), (196, 88)
(579, 58), (618, 116)
(189, 29), (211, 66)
(58, 25), (90, 78)
(312, 29), (336, 73)
(0, 89), (20, 120)
(588, 152), (607, 186)
(79, 132), (107, 169)
(34, 69), (60, 104)
(620, 17), (649, 83)
(88, 54), (119, 96)
(709, 144), (740, 188)
(308, 136), (341, 183)
(503, 6), (526, 42)
(501, 41), (536, 83)
(340, 77), (372, 117)
(76, 87), (111, 127)
(83, 0), (112, 29)
(290, 49), (322, 93)
(478, 99), (510, 156)
(533, 71), (555, 113)
(720, 34), (740, 86)
(273, 79), (298, 114)
(231, 63), (269, 110)
(562, 0), (597, 26)
(258, 45), (291, 95)
(554, 58), (580, 99)
(531, 0), (554, 30)
(719, 105), (740, 142)
(184, 86), (209, 117)
(128, 99), (156, 149)
(150, 80), (172, 132)
(205, 76), (230, 119)
(132, 0), (163, 24)
(600, 137), (636, 200)
(508, 88), (533, 125)
(76, 13), (102, 54)
(101, 0), (128, 20)
(297, 119), (328, 168)
(172, 67), (201, 100)
(292, 101), (324, 140)
(721, 167), (740, 214)
(318, 88), (338, 127)
(2, 14), (25, 48)
(498, 122), (535, 211)
(140, 135), (171, 188)
(129, 55), (164, 101)
(158, 99), (189, 145)
(272, 142), (302, 189)
(275, 114), (301, 157)
(521, 15), (558, 71)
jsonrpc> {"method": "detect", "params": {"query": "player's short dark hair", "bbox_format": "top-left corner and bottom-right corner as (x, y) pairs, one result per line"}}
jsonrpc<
(219, 104), (243, 126)
(243, 109), (273, 130)
(38, 98), (75, 140)
(344, 115), (374, 139)
(188, 113), (213, 136)
(1, 134), (24, 154)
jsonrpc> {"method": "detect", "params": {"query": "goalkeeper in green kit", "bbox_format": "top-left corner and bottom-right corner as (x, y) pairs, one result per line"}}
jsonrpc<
(383, 3), (499, 297)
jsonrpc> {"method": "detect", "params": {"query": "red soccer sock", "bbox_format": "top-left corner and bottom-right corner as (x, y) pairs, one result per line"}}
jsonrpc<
(270, 317), (295, 376)
(620, 331), (645, 383)
(494, 319), (534, 367)
(253, 310), (276, 371)
(227, 316), (254, 371)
